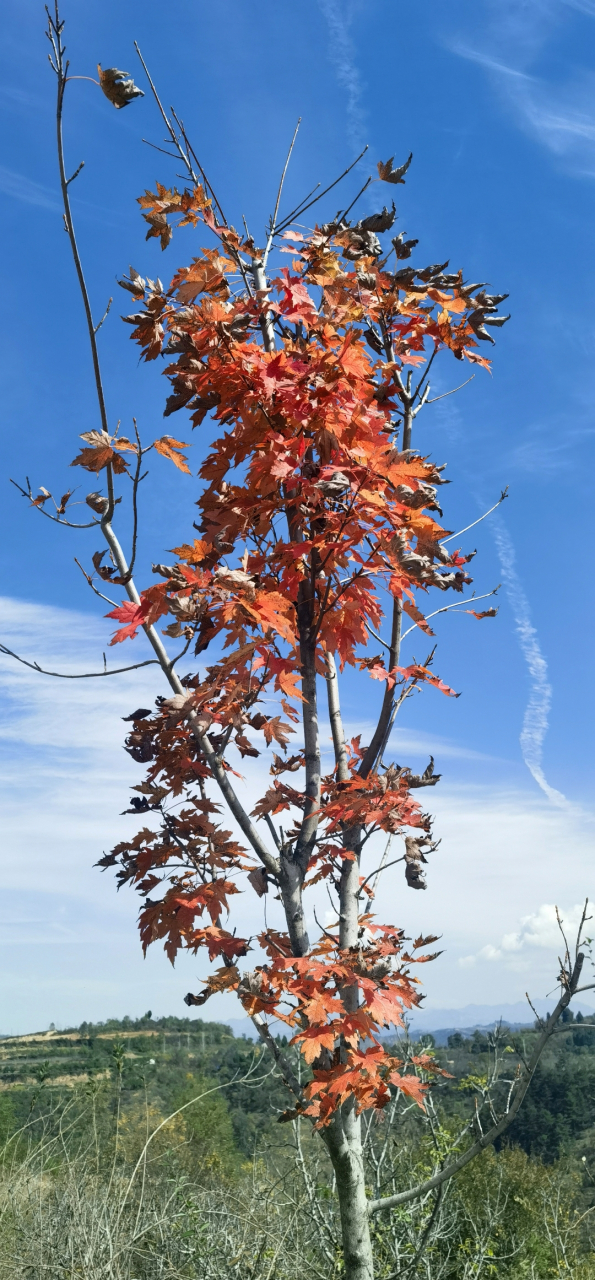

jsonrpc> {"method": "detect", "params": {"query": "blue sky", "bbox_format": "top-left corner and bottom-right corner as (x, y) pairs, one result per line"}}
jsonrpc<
(0, 0), (594, 1032)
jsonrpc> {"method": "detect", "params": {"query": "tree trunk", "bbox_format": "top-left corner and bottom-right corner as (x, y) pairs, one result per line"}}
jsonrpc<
(321, 659), (375, 1278)
(324, 1109), (375, 1280)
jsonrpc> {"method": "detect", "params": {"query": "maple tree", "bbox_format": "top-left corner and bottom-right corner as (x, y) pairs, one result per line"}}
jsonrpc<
(5, 8), (593, 1279)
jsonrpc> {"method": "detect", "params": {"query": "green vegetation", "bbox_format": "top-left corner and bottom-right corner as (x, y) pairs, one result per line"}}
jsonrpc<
(0, 1014), (289, 1158)
(437, 1011), (595, 1162)
(0, 1013), (594, 1277)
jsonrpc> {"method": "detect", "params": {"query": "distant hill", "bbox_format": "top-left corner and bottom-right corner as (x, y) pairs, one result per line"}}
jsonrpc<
(0, 1013), (292, 1156)
(406, 998), (595, 1036)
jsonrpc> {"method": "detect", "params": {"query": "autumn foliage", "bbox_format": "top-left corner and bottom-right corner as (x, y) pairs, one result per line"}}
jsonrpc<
(61, 165), (509, 1126)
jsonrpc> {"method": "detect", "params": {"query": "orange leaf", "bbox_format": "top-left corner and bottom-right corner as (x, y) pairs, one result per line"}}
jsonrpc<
(153, 436), (191, 474)
(262, 717), (295, 749)
(170, 539), (209, 563)
(403, 601), (435, 635)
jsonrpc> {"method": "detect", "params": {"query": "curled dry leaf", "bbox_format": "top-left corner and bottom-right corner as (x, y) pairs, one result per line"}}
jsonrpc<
(247, 868), (268, 897)
(213, 568), (256, 600)
(85, 492), (108, 514)
(56, 489), (74, 515)
(118, 266), (146, 298)
(377, 152), (413, 184)
(31, 488), (51, 507)
(97, 65), (144, 110)
(162, 692), (195, 727)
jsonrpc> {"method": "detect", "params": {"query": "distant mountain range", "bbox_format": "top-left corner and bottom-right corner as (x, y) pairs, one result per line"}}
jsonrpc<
(406, 999), (595, 1033)
(224, 998), (595, 1046)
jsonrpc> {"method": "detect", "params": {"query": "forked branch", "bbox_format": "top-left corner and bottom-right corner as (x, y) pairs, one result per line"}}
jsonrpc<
(368, 947), (585, 1214)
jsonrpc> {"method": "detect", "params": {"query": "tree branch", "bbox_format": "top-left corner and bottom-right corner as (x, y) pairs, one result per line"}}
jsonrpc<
(440, 489), (509, 546)
(426, 375), (474, 405)
(47, 3), (109, 439)
(275, 145), (369, 234)
(368, 952), (585, 1215)
(358, 598), (403, 779)
(399, 588), (500, 642)
(325, 652), (349, 783)
(0, 643), (159, 680)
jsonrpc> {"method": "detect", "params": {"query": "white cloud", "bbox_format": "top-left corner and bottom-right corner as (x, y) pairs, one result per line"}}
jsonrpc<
(461, 902), (592, 969)
(1, 597), (593, 1032)
(449, 44), (533, 82)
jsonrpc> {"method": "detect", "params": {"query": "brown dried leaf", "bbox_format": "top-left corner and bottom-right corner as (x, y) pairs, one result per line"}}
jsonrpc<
(97, 65), (144, 110)
(377, 153), (413, 185)
(247, 868), (268, 897)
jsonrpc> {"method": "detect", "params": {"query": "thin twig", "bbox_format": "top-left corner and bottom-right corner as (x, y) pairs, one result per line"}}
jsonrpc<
(426, 375), (474, 404)
(262, 118), (301, 268)
(411, 346), (438, 406)
(47, 4), (111, 468)
(399, 588), (500, 642)
(440, 489), (509, 545)
(73, 557), (118, 607)
(10, 478), (99, 529)
(276, 145), (369, 233)
(124, 417), (143, 581)
(368, 949), (586, 1215)
(93, 296), (112, 334)
(338, 175), (372, 224)
(0, 643), (159, 680)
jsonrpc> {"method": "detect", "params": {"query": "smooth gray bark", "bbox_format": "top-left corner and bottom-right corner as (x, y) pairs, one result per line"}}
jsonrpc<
(322, 654), (375, 1280)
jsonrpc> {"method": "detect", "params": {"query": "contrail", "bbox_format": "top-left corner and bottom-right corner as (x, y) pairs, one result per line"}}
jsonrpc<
(494, 521), (567, 807)
(317, 0), (367, 152)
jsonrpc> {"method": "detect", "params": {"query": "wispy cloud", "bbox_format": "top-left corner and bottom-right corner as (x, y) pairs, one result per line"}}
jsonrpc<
(448, 4), (595, 172)
(0, 164), (59, 210)
(317, 0), (367, 152)
(493, 521), (567, 806)
(564, 0), (595, 15)
(449, 44), (533, 81)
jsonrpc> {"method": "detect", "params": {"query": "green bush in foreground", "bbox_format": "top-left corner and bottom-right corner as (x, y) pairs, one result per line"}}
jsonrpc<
(0, 1074), (592, 1279)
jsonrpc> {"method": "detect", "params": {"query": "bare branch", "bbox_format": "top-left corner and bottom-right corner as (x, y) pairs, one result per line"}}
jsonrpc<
(338, 175), (372, 224)
(276, 145), (370, 234)
(364, 620), (391, 653)
(411, 346), (438, 406)
(65, 159), (84, 185)
(399, 588), (500, 642)
(133, 43), (198, 186)
(94, 296), (112, 334)
(426, 375), (474, 405)
(359, 599), (403, 779)
(262, 812), (282, 853)
(10, 478), (99, 530)
(440, 489), (509, 546)
(48, 9), (109, 439)
(263, 117), (302, 268)
(0, 643), (159, 680)
(73, 556), (118, 607)
(359, 835), (398, 904)
(250, 1012), (304, 1103)
(368, 950), (585, 1215)
(124, 417), (143, 581)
